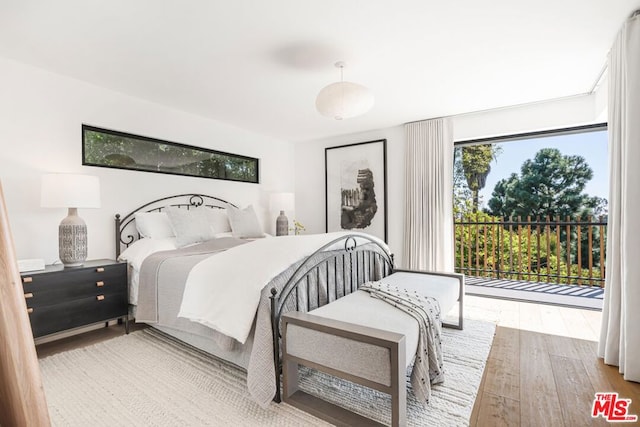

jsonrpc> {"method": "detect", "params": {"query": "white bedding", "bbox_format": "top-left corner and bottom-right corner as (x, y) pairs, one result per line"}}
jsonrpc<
(118, 233), (273, 305)
(118, 237), (178, 305)
(178, 231), (389, 344)
(122, 230), (390, 406)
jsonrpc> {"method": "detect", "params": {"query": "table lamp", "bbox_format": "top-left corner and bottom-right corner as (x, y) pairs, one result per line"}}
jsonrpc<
(41, 173), (101, 267)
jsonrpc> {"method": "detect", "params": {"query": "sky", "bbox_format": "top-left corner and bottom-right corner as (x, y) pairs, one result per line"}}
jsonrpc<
(475, 129), (609, 209)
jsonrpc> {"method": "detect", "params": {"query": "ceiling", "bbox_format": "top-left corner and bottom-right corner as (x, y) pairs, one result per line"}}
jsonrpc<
(0, 1), (638, 142)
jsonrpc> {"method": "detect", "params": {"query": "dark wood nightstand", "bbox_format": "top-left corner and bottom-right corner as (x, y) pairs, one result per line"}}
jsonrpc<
(21, 259), (129, 338)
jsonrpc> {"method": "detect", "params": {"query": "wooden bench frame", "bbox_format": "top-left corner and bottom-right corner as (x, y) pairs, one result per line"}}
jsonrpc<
(281, 270), (465, 427)
(283, 312), (406, 426)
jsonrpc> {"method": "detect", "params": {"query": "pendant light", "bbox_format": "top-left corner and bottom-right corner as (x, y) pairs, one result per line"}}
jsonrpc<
(315, 61), (374, 120)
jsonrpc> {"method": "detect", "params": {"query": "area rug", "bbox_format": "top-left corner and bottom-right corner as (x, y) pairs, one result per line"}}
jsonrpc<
(39, 319), (496, 426)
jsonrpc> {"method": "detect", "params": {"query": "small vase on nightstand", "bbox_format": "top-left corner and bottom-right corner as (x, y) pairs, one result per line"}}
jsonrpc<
(276, 211), (289, 236)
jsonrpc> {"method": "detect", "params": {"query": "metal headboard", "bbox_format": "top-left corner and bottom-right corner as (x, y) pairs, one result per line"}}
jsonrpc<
(114, 193), (237, 258)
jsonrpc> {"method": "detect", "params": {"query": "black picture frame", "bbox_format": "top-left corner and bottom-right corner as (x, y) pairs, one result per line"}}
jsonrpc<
(325, 139), (388, 242)
(82, 124), (259, 184)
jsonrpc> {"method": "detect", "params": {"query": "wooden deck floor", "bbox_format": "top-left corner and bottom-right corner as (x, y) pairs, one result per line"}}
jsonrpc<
(465, 276), (604, 310)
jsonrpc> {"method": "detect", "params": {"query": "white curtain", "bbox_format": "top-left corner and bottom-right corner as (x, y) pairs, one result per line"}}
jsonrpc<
(598, 12), (640, 382)
(403, 118), (454, 271)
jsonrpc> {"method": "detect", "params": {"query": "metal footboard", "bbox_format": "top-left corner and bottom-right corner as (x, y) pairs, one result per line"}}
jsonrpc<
(269, 234), (394, 403)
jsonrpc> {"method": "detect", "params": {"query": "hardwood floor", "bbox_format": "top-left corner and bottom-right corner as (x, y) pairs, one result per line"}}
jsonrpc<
(35, 298), (639, 427)
(467, 295), (640, 427)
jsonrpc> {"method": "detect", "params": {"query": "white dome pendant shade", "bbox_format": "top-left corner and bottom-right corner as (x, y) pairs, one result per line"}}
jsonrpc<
(316, 62), (374, 120)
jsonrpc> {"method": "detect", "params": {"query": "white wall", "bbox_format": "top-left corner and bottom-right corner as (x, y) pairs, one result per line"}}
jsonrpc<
(295, 127), (405, 263)
(0, 57), (295, 263)
(1, 54), (606, 269)
(295, 93), (603, 267)
(453, 94), (599, 141)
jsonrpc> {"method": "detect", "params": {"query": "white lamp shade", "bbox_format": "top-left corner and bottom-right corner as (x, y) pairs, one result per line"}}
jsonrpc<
(316, 81), (374, 120)
(41, 173), (101, 208)
(270, 192), (295, 212)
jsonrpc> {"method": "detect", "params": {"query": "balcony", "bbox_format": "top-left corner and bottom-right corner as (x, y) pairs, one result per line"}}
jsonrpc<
(454, 214), (606, 310)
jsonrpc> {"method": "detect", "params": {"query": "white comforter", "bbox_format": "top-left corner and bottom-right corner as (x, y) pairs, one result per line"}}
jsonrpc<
(178, 231), (388, 344)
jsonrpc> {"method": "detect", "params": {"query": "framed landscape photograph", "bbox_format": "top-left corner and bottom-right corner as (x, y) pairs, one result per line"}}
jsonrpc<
(82, 125), (259, 183)
(325, 139), (388, 242)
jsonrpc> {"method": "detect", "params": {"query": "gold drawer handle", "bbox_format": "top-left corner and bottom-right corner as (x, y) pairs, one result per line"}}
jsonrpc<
(96, 295), (105, 301)
(96, 267), (105, 273)
(27, 308), (33, 314)
(23, 277), (33, 283)
(24, 292), (34, 299)
(96, 281), (105, 287)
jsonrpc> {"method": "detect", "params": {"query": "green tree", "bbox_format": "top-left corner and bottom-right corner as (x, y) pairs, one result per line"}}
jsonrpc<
(486, 148), (608, 270)
(486, 148), (604, 219)
(453, 148), (472, 215)
(460, 144), (501, 211)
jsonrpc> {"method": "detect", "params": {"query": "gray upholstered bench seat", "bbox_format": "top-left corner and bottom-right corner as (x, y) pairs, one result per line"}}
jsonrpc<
(286, 271), (461, 386)
(281, 270), (464, 427)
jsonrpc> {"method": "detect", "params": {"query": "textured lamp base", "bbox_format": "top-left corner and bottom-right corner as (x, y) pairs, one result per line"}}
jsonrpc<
(59, 208), (88, 267)
(276, 210), (289, 236)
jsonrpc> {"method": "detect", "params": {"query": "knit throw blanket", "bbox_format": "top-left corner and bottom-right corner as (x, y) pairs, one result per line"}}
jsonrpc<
(359, 281), (444, 404)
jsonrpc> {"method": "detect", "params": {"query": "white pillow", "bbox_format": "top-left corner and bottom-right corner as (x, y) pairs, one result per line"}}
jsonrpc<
(227, 205), (264, 239)
(208, 209), (232, 234)
(117, 237), (178, 271)
(165, 206), (216, 247)
(135, 212), (175, 239)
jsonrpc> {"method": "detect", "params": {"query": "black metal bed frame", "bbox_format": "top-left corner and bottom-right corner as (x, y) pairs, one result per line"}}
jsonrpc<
(114, 194), (395, 404)
(114, 193), (236, 258)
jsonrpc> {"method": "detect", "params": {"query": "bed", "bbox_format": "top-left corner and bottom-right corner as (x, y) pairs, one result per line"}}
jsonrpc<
(115, 193), (396, 406)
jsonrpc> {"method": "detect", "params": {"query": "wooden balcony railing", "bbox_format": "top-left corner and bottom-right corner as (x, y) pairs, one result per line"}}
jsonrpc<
(454, 215), (607, 287)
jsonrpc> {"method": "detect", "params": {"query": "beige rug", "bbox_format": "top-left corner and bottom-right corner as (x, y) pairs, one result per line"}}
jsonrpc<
(40, 319), (495, 426)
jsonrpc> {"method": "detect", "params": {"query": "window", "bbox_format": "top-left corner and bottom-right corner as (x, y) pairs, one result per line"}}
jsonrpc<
(82, 125), (259, 183)
(453, 123), (608, 286)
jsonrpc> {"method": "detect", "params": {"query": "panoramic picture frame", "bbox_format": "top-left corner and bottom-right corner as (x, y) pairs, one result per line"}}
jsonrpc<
(82, 125), (259, 184)
(325, 139), (388, 242)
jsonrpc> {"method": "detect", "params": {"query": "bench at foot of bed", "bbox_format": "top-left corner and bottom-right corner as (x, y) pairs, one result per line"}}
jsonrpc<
(282, 311), (405, 427)
(281, 270), (464, 427)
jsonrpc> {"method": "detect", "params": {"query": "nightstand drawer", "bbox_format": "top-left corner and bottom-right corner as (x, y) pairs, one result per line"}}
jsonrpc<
(20, 259), (129, 339)
(27, 292), (128, 338)
(23, 263), (126, 307)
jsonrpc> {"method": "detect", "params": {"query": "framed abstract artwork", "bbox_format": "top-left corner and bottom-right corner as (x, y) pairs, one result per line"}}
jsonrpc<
(82, 125), (259, 183)
(325, 139), (388, 242)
